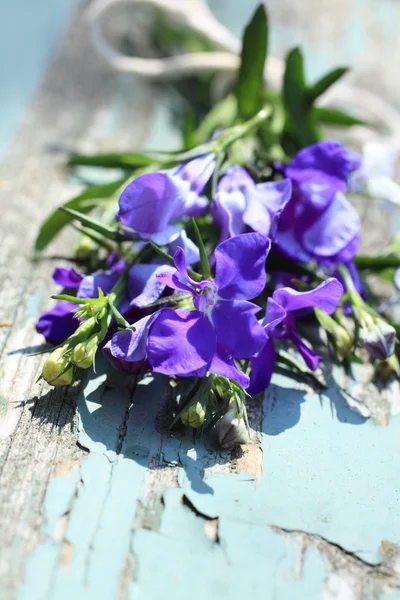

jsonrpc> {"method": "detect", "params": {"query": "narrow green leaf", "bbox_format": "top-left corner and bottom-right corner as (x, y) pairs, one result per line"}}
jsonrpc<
(34, 178), (127, 255)
(314, 106), (367, 127)
(283, 47), (320, 149)
(236, 4), (268, 119)
(193, 95), (237, 145)
(68, 152), (155, 169)
(191, 219), (211, 279)
(59, 207), (127, 242)
(306, 67), (349, 103)
(355, 255), (400, 270)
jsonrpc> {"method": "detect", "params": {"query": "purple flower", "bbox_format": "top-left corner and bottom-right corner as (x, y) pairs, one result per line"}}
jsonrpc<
(117, 155), (215, 245)
(276, 141), (362, 265)
(212, 165), (292, 242)
(37, 261), (125, 344)
(105, 233), (271, 387)
(249, 277), (343, 394)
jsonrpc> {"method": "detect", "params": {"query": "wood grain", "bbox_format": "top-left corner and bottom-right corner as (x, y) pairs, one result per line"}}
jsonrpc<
(1, 1), (400, 599)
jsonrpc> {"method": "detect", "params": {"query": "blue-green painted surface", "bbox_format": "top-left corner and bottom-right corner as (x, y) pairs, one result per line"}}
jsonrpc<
(0, 0), (78, 158)
(5, 0), (400, 597)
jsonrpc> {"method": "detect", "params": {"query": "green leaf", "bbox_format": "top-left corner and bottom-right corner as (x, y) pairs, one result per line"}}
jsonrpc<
(355, 255), (400, 270)
(59, 207), (127, 242)
(34, 178), (126, 255)
(283, 47), (320, 149)
(68, 152), (156, 169)
(236, 4), (268, 119)
(314, 106), (367, 127)
(193, 95), (237, 145)
(192, 219), (211, 279)
(306, 67), (349, 103)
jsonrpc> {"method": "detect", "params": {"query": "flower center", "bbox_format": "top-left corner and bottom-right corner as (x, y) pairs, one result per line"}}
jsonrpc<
(197, 282), (218, 315)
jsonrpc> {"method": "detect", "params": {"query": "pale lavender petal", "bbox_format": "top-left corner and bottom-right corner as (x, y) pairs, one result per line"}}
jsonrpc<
(273, 278), (343, 315)
(128, 263), (175, 307)
(147, 308), (216, 377)
(212, 299), (267, 359)
(212, 188), (246, 241)
(248, 338), (276, 395)
(215, 232), (271, 300)
(117, 172), (186, 241)
(77, 270), (120, 299)
(287, 141), (361, 191)
(209, 344), (250, 389)
(52, 267), (83, 288)
(109, 314), (155, 362)
(301, 192), (360, 260)
(243, 178), (292, 238)
(169, 230), (200, 265)
(171, 154), (215, 194)
(217, 165), (254, 192)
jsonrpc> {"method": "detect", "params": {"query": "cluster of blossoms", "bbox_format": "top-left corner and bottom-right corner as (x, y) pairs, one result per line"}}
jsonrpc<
(35, 135), (398, 443)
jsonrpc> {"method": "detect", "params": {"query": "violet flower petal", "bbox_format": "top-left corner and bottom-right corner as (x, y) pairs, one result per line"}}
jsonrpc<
(147, 308), (216, 377)
(108, 314), (155, 363)
(286, 141), (361, 191)
(262, 297), (287, 330)
(212, 299), (266, 359)
(212, 187), (247, 241)
(52, 267), (83, 288)
(128, 263), (176, 308)
(243, 178), (292, 238)
(288, 330), (321, 370)
(36, 301), (78, 344)
(301, 192), (360, 260)
(209, 344), (250, 389)
(248, 338), (276, 395)
(273, 277), (343, 315)
(215, 232), (271, 301)
(117, 172), (186, 243)
(169, 230), (200, 265)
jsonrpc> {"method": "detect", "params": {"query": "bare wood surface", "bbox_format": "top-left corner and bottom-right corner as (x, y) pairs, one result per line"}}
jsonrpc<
(1, 2), (400, 600)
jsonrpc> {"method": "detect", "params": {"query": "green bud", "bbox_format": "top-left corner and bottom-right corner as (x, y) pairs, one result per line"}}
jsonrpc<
(71, 316), (97, 343)
(315, 308), (353, 359)
(358, 314), (396, 361)
(181, 401), (206, 428)
(216, 401), (250, 448)
(74, 235), (95, 260)
(42, 346), (74, 386)
(71, 337), (98, 369)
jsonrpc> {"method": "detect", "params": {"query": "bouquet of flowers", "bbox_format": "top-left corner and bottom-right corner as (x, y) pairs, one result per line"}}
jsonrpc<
(33, 5), (400, 446)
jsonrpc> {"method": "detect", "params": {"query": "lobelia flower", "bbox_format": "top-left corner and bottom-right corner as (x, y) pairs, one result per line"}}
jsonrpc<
(276, 141), (362, 265)
(104, 232), (271, 388)
(36, 260), (125, 344)
(211, 165), (292, 242)
(248, 277), (343, 394)
(116, 154), (215, 245)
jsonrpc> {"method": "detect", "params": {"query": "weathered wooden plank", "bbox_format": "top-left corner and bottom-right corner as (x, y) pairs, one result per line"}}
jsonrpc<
(2, 1), (400, 599)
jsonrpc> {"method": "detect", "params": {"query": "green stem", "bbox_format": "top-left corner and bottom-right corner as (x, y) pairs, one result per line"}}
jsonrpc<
(354, 255), (400, 270)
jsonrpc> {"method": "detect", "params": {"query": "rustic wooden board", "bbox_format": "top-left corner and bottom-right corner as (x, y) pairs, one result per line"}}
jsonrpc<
(2, 1), (400, 599)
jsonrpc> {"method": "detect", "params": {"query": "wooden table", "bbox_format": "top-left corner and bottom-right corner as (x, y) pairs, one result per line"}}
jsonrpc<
(2, 1), (400, 598)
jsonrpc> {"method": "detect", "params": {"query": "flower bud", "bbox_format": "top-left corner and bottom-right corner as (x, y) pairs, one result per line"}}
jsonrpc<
(315, 308), (353, 359)
(73, 236), (95, 260)
(71, 338), (98, 369)
(42, 346), (74, 386)
(216, 403), (250, 448)
(358, 316), (396, 360)
(181, 401), (206, 428)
